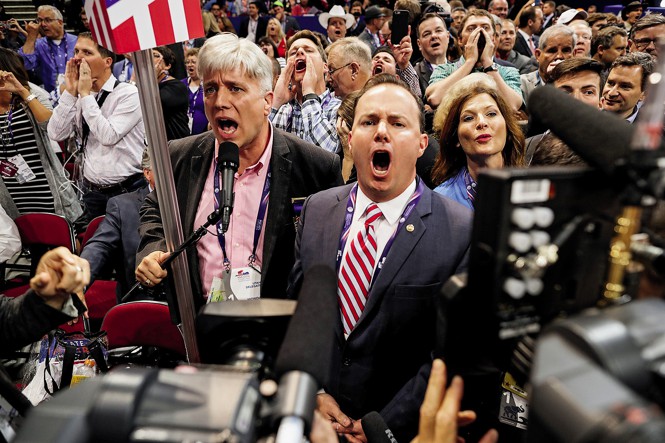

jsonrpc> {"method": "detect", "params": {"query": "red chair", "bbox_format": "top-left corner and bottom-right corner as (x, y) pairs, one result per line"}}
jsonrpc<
(2, 214), (76, 298)
(80, 215), (105, 250)
(14, 213), (76, 272)
(101, 301), (186, 357)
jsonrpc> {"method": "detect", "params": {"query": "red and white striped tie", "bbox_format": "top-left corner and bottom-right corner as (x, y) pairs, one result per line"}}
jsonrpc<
(338, 203), (383, 336)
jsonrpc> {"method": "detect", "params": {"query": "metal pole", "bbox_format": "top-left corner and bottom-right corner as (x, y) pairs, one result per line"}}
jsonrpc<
(133, 49), (200, 362)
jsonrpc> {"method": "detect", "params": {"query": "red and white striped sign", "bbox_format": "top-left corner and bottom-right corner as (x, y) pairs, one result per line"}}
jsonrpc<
(84, 0), (205, 54)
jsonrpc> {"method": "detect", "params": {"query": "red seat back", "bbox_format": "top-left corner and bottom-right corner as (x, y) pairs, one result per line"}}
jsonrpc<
(101, 301), (186, 356)
(14, 213), (76, 252)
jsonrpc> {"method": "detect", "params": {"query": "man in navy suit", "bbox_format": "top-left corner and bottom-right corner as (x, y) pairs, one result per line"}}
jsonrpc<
(288, 74), (473, 442)
(81, 149), (153, 302)
(238, 1), (269, 43)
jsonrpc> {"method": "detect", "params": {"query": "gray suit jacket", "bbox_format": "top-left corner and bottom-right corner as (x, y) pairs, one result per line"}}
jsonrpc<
(288, 182), (473, 442)
(520, 70), (542, 106)
(507, 50), (538, 75)
(137, 129), (343, 307)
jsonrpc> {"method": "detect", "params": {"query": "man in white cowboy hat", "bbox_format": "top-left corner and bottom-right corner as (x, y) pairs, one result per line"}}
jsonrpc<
(320, 5), (355, 44)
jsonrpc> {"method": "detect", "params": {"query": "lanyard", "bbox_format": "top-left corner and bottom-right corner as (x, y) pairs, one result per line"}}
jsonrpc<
(48, 37), (68, 75)
(213, 160), (271, 271)
(336, 179), (424, 287)
(187, 78), (201, 117)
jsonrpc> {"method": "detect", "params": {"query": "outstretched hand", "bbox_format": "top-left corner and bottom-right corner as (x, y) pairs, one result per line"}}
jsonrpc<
(30, 247), (90, 311)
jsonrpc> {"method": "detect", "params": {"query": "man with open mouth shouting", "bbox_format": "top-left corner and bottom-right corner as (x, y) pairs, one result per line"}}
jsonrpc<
(287, 74), (473, 443)
(136, 34), (342, 305)
(269, 30), (342, 154)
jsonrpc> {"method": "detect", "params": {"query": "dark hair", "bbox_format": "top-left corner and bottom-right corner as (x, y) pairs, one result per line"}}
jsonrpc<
(286, 29), (327, 61)
(258, 36), (279, 59)
(416, 12), (447, 38)
(154, 45), (176, 69)
(352, 73), (425, 132)
(530, 133), (585, 166)
(630, 13), (665, 40)
(590, 25), (627, 56)
(431, 84), (525, 184)
(0, 48), (30, 88)
(372, 45), (395, 60)
(550, 57), (604, 85)
(77, 32), (115, 60)
(518, 6), (539, 29)
(610, 51), (655, 91)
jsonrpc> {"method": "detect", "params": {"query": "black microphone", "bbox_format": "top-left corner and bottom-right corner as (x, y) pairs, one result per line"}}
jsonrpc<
(528, 86), (633, 176)
(273, 265), (338, 443)
(218, 142), (240, 234)
(361, 411), (399, 443)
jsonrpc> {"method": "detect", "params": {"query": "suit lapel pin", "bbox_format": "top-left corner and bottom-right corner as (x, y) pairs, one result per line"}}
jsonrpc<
(406, 224), (415, 232)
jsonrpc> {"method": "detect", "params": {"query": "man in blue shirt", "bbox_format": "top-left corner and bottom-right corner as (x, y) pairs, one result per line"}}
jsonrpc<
(18, 5), (77, 94)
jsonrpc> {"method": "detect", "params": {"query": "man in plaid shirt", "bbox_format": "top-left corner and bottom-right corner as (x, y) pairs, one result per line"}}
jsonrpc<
(270, 30), (341, 154)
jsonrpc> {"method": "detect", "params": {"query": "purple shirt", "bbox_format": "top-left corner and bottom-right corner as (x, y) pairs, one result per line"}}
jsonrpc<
(19, 33), (77, 93)
(181, 77), (208, 135)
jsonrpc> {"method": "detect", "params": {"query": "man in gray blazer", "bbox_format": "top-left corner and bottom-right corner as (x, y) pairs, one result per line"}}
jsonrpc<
(288, 74), (473, 442)
(136, 34), (342, 306)
(520, 24), (576, 106)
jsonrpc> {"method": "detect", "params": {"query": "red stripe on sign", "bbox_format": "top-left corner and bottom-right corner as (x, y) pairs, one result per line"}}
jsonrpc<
(149, 0), (175, 46)
(96, 0), (114, 49)
(114, 18), (140, 54)
(183, 0), (205, 39)
(90, 2), (107, 48)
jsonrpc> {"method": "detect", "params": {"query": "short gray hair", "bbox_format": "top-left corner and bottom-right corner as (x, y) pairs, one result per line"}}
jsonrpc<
(37, 5), (63, 21)
(539, 24), (577, 50)
(327, 37), (372, 75)
(198, 33), (273, 94)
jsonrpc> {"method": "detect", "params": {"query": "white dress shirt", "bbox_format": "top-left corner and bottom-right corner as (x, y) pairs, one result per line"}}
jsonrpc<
(341, 179), (417, 274)
(0, 205), (21, 263)
(47, 75), (145, 185)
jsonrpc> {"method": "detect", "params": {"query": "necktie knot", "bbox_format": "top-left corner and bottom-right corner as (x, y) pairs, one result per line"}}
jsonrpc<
(364, 203), (382, 226)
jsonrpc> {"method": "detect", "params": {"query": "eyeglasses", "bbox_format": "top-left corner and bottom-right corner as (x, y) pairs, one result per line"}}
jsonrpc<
(633, 37), (658, 49)
(36, 17), (58, 24)
(328, 62), (352, 76)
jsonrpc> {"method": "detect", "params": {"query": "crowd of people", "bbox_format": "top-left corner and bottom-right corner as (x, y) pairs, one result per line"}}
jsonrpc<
(1, 0), (665, 441)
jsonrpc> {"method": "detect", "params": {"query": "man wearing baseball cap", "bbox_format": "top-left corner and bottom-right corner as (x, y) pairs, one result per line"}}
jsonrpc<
(320, 5), (355, 44)
(273, 0), (301, 37)
(358, 5), (386, 52)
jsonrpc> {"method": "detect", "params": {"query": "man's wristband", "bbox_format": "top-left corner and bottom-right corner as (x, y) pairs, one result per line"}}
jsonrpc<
(303, 93), (320, 103)
(482, 63), (498, 73)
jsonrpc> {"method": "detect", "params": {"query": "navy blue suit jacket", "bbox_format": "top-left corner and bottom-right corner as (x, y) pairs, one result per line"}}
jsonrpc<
(288, 182), (473, 441)
(81, 186), (149, 300)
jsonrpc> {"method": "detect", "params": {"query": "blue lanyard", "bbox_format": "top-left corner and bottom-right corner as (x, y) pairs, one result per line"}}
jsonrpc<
(213, 159), (271, 270)
(47, 37), (68, 75)
(187, 78), (201, 117)
(336, 179), (424, 287)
